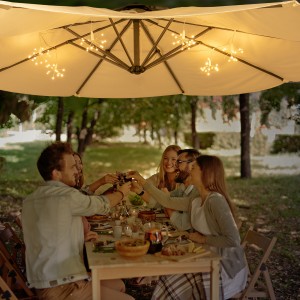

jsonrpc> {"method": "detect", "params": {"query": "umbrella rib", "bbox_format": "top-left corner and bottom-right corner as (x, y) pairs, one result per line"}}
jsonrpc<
(140, 18), (174, 68)
(75, 21), (134, 95)
(0, 20), (128, 74)
(64, 27), (129, 68)
(142, 22), (283, 82)
(197, 40), (284, 81)
(141, 21), (211, 69)
(70, 42), (129, 70)
(159, 18), (293, 42)
(75, 59), (105, 96)
(140, 21), (184, 94)
(0, 37), (78, 73)
(109, 18), (134, 66)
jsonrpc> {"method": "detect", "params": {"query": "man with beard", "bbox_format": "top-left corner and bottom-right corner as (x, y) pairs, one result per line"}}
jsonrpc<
(130, 149), (200, 230)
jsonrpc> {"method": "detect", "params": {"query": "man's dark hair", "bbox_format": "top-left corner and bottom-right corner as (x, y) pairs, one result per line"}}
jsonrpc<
(37, 142), (74, 181)
(177, 149), (201, 160)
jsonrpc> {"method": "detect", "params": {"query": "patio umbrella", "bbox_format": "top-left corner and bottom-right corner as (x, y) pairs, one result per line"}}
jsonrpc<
(0, 0), (300, 98)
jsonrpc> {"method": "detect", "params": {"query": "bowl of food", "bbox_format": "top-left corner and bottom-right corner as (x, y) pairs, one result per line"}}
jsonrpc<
(128, 194), (144, 206)
(115, 238), (150, 259)
(138, 210), (156, 222)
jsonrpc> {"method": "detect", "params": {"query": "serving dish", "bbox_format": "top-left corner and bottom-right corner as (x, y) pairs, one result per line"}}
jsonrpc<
(115, 238), (150, 259)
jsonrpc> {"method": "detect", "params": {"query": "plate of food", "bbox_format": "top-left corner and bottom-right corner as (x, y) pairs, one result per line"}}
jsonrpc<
(87, 215), (109, 222)
(128, 194), (144, 206)
(155, 243), (209, 261)
(93, 240), (115, 253)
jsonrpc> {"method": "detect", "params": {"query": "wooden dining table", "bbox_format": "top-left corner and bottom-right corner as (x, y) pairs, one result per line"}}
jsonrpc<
(85, 239), (221, 300)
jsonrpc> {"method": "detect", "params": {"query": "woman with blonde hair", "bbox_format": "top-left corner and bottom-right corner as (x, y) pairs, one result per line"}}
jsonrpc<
(143, 145), (181, 208)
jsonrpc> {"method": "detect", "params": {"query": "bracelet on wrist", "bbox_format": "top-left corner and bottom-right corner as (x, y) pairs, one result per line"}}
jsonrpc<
(137, 190), (144, 196)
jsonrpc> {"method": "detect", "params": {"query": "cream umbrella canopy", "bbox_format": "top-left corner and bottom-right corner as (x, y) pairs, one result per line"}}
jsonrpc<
(0, 0), (300, 98)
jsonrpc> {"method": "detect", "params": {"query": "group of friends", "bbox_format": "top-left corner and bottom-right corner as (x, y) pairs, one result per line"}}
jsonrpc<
(21, 141), (248, 300)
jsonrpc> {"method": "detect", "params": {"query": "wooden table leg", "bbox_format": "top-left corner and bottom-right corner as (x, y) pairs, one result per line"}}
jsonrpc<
(92, 269), (100, 300)
(211, 259), (220, 300)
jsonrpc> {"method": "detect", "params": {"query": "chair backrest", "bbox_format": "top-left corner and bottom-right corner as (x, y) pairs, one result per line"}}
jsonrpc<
(238, 229), (277, 300)
(0, 275), (18, 300)
(0, 250), (35, 299)
(0, 223), (26, 275)
(13, 216), (22, 230)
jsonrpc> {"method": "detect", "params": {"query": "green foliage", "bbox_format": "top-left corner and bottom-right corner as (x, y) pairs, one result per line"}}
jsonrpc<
(271, 134), (300, 154)
(184, 132), (215, 149)
(221, 96), (239, 122)
(0, 92), (33, 125)
(259, 83), (300, 126)
(213, 132), (240, 150)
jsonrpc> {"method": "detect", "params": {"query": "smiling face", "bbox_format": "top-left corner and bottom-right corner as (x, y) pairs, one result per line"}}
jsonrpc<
(175, 152), (195, 183)
(56, 153), (78, 187)
(162, 149), (178, 174)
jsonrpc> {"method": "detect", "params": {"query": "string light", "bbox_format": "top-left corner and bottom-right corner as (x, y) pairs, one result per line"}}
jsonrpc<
(172, 30), (196, 50)
(29, 48), (66, 80)
(223, 47), (244, 62)
(80, 32), (107, 52)
(200, 58), (219, 76)
(45, 63), (65, 80)
(28, 48), (51, 66)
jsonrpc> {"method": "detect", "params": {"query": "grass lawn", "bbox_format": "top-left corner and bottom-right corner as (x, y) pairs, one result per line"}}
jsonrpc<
(0, 141), (299, 299)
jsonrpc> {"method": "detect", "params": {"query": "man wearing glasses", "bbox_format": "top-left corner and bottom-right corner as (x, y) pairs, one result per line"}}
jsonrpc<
(163, 149), (201, 230)
(130, 149), (201, 223)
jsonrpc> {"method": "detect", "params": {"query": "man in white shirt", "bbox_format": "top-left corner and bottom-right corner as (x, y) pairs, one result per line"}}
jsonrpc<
(22, 142), (134, 300)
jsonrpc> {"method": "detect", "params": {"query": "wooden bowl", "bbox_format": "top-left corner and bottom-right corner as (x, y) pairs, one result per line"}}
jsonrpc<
(138, 210), (156, 222)
(115, 238), (150, 259)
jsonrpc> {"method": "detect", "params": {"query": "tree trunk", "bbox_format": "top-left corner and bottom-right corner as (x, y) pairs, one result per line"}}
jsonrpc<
(174, 129), (178, 145)
(85, 110), (99, 147)
(55, 97), (64, 142)
(239, 93), (252, 178)
(66, 111), (74, 143)
(190, 97), (200, 149)
(77, 104), (88, 156)
(77, 99), (103, 156)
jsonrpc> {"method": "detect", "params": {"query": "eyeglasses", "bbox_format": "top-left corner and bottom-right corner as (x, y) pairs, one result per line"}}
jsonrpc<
(176, 159), (194, 165)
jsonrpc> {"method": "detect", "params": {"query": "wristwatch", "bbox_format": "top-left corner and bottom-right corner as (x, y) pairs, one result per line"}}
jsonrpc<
(137, 190), (145, 196)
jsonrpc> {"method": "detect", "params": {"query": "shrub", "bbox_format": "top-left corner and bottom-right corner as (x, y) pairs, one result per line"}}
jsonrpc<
(184, 131), (268, 155)
(184, 132), (215, 149)
(271, 134), (300, 154)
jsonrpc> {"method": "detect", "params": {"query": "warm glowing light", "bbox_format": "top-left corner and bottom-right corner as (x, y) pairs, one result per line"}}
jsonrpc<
(29, 44), (65, 80)
(200, 58), (219, 76)
(223, 47), (244, 62)
(28, 48), (51, 65)
(80, 31), (107, 52)
(171, 30), (196, 50)
(45, 63), (65, 80)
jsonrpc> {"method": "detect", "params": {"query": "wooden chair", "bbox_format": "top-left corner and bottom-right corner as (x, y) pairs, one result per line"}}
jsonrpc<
(0, 275), (18, 300)
(232, 229), (277, 300)
(0, 223), (26, 275)
(0, 250), (36, 299)
(13, 215), (22, 231)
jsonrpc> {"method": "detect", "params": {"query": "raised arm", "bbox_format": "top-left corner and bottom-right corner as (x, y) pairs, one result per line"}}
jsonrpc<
(128, 171), (197, 211)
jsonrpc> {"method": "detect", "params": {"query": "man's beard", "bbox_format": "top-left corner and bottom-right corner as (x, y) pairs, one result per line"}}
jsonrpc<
(175, 170), (190, 183)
